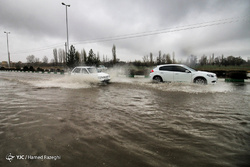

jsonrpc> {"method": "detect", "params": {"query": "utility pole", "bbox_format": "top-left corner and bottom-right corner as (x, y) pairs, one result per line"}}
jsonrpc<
(62, 2), (70, 56)
(4, 31), (11, 68)
(65, 42), (67, 64)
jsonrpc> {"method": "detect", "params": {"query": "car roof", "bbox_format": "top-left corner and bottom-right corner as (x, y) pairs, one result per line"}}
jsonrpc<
(157, 64), (185, 67)
(74, 66), (96, 68)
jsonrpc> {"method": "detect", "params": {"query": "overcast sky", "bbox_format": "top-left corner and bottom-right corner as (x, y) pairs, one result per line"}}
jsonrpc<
(0, 0), (250, 63)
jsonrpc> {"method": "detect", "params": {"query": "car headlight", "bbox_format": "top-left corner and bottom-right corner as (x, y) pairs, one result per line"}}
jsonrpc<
(207, 74), (214, 77)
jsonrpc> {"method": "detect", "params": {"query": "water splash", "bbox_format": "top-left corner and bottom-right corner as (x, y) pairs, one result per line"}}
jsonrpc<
(118, 79), (234, 94)
(28, 75), (99, 89)
(145, 81), (233, 93)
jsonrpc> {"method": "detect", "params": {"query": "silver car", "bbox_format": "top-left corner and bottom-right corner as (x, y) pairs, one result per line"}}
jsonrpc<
(150, 64), (217, 84)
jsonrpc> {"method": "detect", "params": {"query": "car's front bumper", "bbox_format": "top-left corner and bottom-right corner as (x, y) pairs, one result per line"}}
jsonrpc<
(207, 77), (218, 84)
(99, 77), (111, 82)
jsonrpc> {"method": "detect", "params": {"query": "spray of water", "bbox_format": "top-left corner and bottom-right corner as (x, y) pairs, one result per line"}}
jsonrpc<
(0, 69), (235, 93)
(139, 79), (233, 93)
(28, 75), (99, 89)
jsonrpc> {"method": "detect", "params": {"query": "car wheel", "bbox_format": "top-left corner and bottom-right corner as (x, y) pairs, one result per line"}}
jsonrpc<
(153, 76), (163, 83)
(194, 78), (207, 84)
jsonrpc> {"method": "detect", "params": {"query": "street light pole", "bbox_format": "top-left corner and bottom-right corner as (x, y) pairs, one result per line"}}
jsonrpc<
(4, 31), (11, 68)
(62, 2), (70, 56)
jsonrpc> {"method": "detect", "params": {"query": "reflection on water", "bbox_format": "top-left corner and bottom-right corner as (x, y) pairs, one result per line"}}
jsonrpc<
(0, 72), (250, 167)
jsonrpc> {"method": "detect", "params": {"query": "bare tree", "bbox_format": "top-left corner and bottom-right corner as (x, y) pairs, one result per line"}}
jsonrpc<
(186, 55), (197, 66)
(53, 48), (58, 65)
(35, 58), (40, 63)
(58, 49), (64, 63)
(157, 50), (162, 64)
(142, 55), (149, 63)
(172, 52), (176, 64)
(63, 50), (66, 64)
(112, 44), (116, 64)
(199, 55), (208, 66)
(81, 49), (87, 65)
(42, 56), (48, 64)
(26, 55), (35, 63)
(150, 52), (153, 64)
(166, 54), (172, 64)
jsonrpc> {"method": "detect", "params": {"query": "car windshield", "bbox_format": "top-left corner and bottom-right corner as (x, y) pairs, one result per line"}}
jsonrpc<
(87, 68), (98, 74)
(182, 65), (197, 72)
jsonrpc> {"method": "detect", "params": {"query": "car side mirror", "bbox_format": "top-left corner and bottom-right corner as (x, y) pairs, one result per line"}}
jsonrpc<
(185, 70), (191, 73)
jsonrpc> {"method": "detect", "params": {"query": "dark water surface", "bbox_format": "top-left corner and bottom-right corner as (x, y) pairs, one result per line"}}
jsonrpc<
(0, 72), (250, 167)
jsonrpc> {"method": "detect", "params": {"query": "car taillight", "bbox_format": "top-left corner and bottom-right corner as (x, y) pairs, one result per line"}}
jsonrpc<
(150, 70), (154, 73)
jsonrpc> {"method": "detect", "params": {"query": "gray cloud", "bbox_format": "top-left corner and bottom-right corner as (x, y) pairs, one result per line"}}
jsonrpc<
(0, 0), (249, 62)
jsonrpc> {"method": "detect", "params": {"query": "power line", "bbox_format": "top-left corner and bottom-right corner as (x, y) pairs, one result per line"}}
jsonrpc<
(11, 16), (250, 55)
(72, 16), (249, 44)
(11, 42), (64, 55)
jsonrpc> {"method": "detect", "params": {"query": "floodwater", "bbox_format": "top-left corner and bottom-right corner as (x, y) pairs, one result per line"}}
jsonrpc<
(0, 71), (250, 167)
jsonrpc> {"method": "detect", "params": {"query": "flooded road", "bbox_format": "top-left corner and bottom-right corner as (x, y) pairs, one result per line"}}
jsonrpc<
(0, 72), (250, 167)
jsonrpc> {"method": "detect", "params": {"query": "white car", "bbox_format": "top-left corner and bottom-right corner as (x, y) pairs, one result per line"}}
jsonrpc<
(71, 66), (110, 82)
(150, 64), (217, 84)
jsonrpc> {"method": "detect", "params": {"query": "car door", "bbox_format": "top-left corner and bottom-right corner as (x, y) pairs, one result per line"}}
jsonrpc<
(172, 66), (192, 82)
(159, 66), (174, 82)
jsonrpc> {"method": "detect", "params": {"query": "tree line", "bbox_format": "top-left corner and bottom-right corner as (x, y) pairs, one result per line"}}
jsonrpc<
(137, 52), (247, 67)
(65, 44), (118, 68)
(198, 54), (246, 66)
(139, 51), (177, 66)
(25, 44), (118, 69)
(24, 45), (248, 69)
